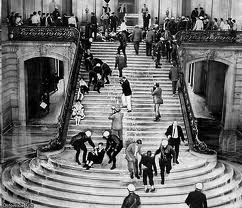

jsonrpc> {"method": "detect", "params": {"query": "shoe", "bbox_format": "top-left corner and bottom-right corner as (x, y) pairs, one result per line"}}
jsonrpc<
(121, 106), (127, 108)
(83, 164), (88, 168)
(153, 117), (160, 122)
(127, 110), (132, 112)
(161, 181), (164, 185)
(158, 114), (161, 118)
(145, 189), (149, 193)
(97, 90), (101, 93)
(150, 188), (156, 192)
(110, 165), (116, 170)
(108, 159), (112, 164)
(135, 174), (140, 179)
(77, 161), (81, 165)
(176, 161), (179, 164)
(130, 172), (134, 179)
(105, 82), (110, 84)
(86, 166), (91, 170)
(156, 66), (161, 68)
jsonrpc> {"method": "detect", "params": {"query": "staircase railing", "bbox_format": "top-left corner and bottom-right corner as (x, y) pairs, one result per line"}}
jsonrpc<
(7, 26), (83, 152)
(176, 51), (216, 155)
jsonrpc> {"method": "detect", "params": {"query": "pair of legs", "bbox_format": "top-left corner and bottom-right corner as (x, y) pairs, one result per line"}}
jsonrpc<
(75, 145), (87, 164)
(102, 72), (110, 84)
(75, 115), (83, 126)
(122, 94), (132, 111)
(84, 152), (103, 169)
(169, 138), (180, 163)
(172, 80), (178, 95)
(134, 41), (140, 55)
(118, 67), (123, 78)
(146, 42), (152, 56)
(106, 145), (122, 169)
(127, 159), (139, 179)
(143, 168), (155, 192)
(156, 53), (161, 68)
(117, 45), (127, 66)
(154, 104), (161, 121)
(159, 159), (172, 184)
(111, 129), (123, 141)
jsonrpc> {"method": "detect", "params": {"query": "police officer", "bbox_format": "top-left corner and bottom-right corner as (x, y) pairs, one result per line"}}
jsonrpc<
(103, 130), (123, 170)
(155, 139), (176, 184)
(70, 131), (95, 165)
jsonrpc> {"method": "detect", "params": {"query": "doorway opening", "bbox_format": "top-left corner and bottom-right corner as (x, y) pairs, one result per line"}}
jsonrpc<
(25, 57), (65, 124)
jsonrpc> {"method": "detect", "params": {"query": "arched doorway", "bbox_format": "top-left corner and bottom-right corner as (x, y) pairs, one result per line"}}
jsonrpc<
(24, 57), (64, 123)
(187, 60), (229, 149)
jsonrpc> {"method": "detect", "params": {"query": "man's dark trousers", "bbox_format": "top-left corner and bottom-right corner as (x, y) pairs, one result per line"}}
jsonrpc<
(159, 159), (172, 184)
(143, 168), (154, 186)
(172, 80), (178, 94)
(75, 145), (88, 163)
(169, 138), (180, 161)
(146, 42), (152, 56)
(134, 41), (140, 55)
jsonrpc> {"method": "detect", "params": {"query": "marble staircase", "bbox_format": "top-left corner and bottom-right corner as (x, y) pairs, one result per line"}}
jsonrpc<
(2, 42), (242, 207)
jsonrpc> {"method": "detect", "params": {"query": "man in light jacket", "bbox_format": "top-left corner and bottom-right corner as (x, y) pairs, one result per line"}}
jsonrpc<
(151, 83), (163, 121)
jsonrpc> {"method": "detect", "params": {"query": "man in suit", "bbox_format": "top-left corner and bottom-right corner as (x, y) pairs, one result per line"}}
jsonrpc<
(109, 12), (118, 32)
(117, 31), (127, 66)
(165, 121), (185, 164)
(146, 27), (155, 56)
(139, 151), (157, 193)
(151, 83), (163, 121)
(125, 139), (142, 179)
(90, 12), (97, 40)
(103, 130), (123, 170)
(169, 62), (180, 96)
(121, 77), (132, 112)
(185, 183), (208, 208)
(191, 8), (199, 27)
(155, 139), (176, 184)
(70, 131), (95, 165)
(121, 184), (141, 208)
(131, 25), (142, 55)
(115, 51), (126, 78)
(108, 105), (123, 141)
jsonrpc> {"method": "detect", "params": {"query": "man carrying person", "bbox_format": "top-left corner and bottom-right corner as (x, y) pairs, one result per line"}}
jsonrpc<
(103, 130), (123, 170)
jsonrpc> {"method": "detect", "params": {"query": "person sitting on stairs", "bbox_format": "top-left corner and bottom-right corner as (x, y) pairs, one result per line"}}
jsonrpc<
(103, 130), (123, 170)
(83, 142), (105, 170)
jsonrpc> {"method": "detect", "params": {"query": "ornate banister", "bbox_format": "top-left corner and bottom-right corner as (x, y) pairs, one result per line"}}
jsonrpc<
(8, 26), (80, 43)
(176, 51), (216, 155)
(175, 30), (242, 45)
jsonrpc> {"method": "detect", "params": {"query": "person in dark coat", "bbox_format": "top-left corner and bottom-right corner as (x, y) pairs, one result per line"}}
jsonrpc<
(122, 184), (141, 208)
(117, 31), (127, 66)
(115, 52), (126, 78)
(143, 12), (151, 30)
(199, 7), (205, 17)
(70, 131), (95, 165)
(101, 62), (112, 84)
(109, 12), (118, 32)
(131, 25), (142, 55)
(185, 183), (208, 208)
(165, 121), (185, 164)
(152, 83), (163, 121)
(155, 140), (176, 184)
(154, 37), (165, 68)
(90, 12), (97, 40)
(168, 17), (177, 35)
(139, 151), (157, 193)
(191, 8), (199, 27)
(169, 62), (180, 96)
(146, 27), (155, 56)
(103, 130), (123, 170)
(121, 77), (132, 112)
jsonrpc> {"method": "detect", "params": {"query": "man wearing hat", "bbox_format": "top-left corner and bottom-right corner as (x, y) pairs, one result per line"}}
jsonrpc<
(185, 183), (208, 208)
(103, 131), (123, 170)
(125, 139), (142, 179)
(121, 184), (141, 208)
(155, 139), (176, 184)
(110, 12), (118, 32)
(70, 131), (95, 165)
(108, 105), (124, 141)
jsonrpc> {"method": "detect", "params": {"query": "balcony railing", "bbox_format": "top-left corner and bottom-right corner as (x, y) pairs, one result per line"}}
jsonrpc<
(175, 30), (242, 45)
(8, 26), (80, 43)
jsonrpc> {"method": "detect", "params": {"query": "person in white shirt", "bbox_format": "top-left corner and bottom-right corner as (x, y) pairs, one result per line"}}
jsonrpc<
(222, 20), (230, 31)
(31, 11), (40, 26)
(219, 18), (225, 30)
(193, 16), (204, 30)
(68, 14), (77, 27)
(15, 13), (23, 26)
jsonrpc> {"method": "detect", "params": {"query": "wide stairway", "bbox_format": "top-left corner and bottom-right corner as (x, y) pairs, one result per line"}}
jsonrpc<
(2, 42), (242, 208)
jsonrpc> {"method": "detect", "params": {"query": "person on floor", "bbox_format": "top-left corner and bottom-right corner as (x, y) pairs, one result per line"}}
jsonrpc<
(101, 62), (112, 84)
(155, 139), (176, 185)
(152, 83), (163, 122)
(117, 31), (127, 66)
(83, 142), (105, 170)
(131, 25), (142, 55)
(120, 77), (132, 112)
(70, 131), (95, 165)
(115, 51), (126, 78)
(72, 100), (85, 125)
(185, 183), (208, 208)
(121, 184), (141, 208)
(108, 105), (123, 141)
(103, 130), (123, 170)
(146, 27), (155, 56)
(139, 150), (157, 193)
(125, 139), (142, 179)
(165, 121), (185, 164)
(169, 62), (180, 96)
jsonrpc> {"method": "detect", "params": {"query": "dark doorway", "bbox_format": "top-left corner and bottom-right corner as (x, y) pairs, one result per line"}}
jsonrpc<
(25, 57), (64, 121)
